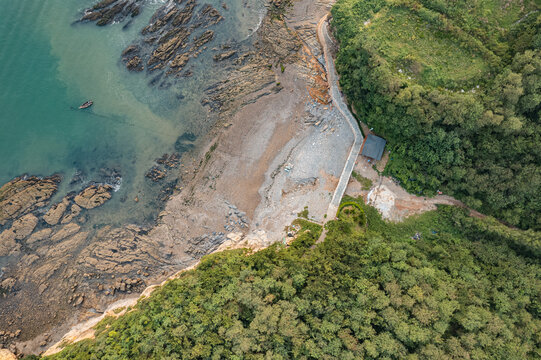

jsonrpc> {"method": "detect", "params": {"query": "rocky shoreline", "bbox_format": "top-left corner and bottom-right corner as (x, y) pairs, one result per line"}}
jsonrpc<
(1, 0), (340, 356)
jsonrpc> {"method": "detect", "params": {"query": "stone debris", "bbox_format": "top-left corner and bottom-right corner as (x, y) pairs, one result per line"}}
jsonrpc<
(223, 202), (250, 232)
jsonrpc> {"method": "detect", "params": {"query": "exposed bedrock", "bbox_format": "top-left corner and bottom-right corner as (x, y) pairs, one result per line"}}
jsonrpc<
(79, 0), (142, 26)
(119, 0), (223, 82)
(0, 175), (122, 350)
(202, 17), (301, 116)
(0, 175), (61, 226)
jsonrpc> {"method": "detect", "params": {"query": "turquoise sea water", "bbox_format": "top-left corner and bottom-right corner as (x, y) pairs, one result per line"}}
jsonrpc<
(0, 0), (265, 225)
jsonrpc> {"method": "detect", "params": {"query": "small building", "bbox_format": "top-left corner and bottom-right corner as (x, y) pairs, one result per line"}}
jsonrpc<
(361, 134), (386, 161)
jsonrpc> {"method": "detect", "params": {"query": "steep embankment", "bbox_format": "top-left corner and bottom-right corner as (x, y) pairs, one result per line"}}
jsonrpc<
(331, 0), (540, 230)
(42, 202), (541, 359)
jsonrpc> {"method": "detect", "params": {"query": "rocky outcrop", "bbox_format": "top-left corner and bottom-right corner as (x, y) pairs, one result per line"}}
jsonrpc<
(11, 214), (38, 240)
(43, 197), (69, 226)
(80, 0), (142, 26)
(0, 175), (121, 348)
(0, 214), (38, 256)
(74, 185), (112, 209)
(78, 225), (163, 274)
(50, 223), (81, 243)
(185, 232), (226, 258)
(60, 204), (82, 224)
(0, 175), (60, 226)
(26, 228), (53, 246)
(145, 153), (181, 182)
(202, 17), (301, 117)
(126, 56), (143, 71)
(0, 348), (16, 360)
(214, 50), (237, 61)
(119, 0), (223, 82)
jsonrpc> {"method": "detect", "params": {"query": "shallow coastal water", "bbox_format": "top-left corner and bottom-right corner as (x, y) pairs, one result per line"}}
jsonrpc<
(0, 0), (265, 226)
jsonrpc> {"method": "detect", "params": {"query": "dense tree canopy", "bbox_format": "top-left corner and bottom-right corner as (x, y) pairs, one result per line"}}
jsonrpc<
(43, 202), (541, 359)
(331, 0), (541, 229)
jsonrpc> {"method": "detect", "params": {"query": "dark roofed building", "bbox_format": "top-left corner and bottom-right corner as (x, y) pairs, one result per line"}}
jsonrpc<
(361, 134), (386, 161)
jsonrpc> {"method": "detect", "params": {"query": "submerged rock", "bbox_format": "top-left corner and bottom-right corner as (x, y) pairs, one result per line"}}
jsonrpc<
(214, 50), (237, 61)
(120, 0), (223, 81)
(80, 0), (142, 26)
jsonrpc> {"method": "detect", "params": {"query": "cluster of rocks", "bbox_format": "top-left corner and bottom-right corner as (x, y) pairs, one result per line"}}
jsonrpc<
(97, 277), (144, 296)
(223, 202), (249, 232)
(0, 175), (61, 227)
(0, 329), (20, 355)
(120, 0), (224, 84)
(79, 0), (142, 26)
(0, 174), (139, 346)
(0, 176), (113, 259)
(145, 153), (181, 182)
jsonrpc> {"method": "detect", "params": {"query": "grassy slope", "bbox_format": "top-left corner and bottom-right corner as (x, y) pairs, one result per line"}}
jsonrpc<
(335, 0), (538, 89)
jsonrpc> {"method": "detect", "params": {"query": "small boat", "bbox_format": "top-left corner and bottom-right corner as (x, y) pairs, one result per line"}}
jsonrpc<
(79, 100), (93, 109)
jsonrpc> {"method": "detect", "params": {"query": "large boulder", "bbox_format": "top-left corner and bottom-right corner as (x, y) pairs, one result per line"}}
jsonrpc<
(0, 348), (16, 360)
(74, 185), (112, 209)
(43, 198), (69, 226)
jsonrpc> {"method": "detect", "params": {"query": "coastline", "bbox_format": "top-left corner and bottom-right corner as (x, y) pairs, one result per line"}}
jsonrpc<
(8, 0), (347, 355)
(3, 0), (488, 356)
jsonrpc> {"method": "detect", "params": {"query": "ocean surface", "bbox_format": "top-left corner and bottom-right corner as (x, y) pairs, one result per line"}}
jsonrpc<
(0, 0), (265, 226)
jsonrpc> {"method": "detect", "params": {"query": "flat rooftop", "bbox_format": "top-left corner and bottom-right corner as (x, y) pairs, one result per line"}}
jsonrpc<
(361, 134), (386, 161)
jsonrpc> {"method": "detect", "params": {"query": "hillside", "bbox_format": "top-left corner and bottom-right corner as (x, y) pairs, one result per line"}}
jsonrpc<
(34, 200), (541, 359)
(331, 0), (541, 229)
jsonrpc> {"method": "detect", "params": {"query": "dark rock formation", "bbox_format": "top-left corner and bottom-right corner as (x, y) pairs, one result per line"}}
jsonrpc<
(79, 0), (142, 26)
(185, 232), (226, 258)
(202, 17), (301, 116)
(119, 0), (223, 82)
(145, 153), (181, 182)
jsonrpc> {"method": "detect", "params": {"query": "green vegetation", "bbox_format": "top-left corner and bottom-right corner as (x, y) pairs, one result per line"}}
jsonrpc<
(44, 200), (541, 359)
(297, 206), (309, 219)
(337, 200), (367, 232)
(203, 142), (218, 166)
(351, 171), (373, 189)
(331, 0), (541, 230)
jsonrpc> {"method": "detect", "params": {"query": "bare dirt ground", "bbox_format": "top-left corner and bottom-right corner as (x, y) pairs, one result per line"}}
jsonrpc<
(345, 153), (461, 221)
(149, 0), (349, 253)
